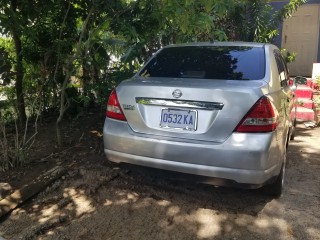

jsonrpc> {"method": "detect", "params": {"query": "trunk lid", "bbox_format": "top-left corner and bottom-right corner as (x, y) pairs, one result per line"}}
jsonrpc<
(116, 76), (268, 143)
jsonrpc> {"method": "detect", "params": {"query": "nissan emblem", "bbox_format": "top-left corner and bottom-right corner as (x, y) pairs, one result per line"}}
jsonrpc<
(172, 89), (182, 98)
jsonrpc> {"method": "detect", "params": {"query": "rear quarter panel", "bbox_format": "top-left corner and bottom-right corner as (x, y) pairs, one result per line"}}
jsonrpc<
(266, 45), (292, 160)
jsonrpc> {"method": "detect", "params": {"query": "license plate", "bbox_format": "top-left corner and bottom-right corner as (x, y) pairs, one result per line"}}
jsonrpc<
(160, 109), (197, 131)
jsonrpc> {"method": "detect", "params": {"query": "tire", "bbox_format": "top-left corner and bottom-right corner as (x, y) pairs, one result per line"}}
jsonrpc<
(263, 149), (287, 198)
(290, 118), (296, 141)
(263, 163), (285, 198)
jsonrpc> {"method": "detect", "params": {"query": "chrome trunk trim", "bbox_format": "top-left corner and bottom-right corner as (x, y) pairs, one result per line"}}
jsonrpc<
(136, 98), (224, 110)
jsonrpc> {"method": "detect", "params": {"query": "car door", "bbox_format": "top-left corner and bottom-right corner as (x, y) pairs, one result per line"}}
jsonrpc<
(273, 50), (294, 142)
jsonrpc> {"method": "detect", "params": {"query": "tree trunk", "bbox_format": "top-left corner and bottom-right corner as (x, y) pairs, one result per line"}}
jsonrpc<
(82, 63), (90, 96)
(13, 35), (26, 126)
(55, 7), (94, 147)
(56, 63), (72, 147)
(11, 0), (27, 126)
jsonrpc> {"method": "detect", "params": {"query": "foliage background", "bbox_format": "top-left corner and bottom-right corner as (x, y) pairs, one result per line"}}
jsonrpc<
(0, 0), (306, 169)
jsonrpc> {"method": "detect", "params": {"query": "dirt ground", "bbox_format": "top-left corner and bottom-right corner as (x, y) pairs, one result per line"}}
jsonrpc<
(0, 113), (320, 240)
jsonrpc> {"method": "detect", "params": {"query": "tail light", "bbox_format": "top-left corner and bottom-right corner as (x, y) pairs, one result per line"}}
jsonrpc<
(235, 97), (277, 133)
(106, 89), (126, 121)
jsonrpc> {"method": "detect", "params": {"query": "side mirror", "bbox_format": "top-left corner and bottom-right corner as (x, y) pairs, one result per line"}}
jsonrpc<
(289, 76), (307, 91)
(294, 76), (307, 85)
(288, 77), (297, 91)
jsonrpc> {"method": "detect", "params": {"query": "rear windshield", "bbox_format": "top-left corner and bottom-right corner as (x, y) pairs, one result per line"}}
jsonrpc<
(139, 46), (265, 80)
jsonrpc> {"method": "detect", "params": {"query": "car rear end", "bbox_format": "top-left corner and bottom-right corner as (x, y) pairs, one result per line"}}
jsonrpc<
(103, 42), (290, 192)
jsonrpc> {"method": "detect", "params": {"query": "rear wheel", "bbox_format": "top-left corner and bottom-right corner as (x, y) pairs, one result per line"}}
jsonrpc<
(263, 164), (285, 197)
(290, 118), (297, 141)
(263, 150), (286, 198)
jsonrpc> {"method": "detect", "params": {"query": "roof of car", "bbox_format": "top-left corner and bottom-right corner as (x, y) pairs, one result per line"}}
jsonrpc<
(163, 41), (268, 48)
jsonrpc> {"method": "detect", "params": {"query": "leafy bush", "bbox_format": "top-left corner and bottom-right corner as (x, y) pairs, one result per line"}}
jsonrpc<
(281, 49), (296, 63)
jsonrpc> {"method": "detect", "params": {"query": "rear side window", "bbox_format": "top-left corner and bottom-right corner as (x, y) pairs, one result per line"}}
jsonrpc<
(139, 46), (266, 80)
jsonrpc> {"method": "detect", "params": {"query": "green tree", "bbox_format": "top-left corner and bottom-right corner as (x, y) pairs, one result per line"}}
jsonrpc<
(0, 0), (307, 151)
(0, 0), (28, 125)
(223, 0), (307, 43)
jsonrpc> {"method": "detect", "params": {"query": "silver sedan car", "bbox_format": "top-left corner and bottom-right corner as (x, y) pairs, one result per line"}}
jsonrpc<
(103, 42), (296, 197)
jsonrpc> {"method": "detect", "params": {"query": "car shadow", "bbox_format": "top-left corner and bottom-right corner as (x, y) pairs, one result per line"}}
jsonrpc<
(116, 163), (272, 216)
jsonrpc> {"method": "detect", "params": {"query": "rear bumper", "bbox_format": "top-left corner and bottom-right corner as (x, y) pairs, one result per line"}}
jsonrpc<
(105, 149), (280, 187)
(103, 119), (283, 186)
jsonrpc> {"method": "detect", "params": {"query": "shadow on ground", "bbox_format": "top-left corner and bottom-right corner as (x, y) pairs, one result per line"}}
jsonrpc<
(0, 123), (319, 240)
